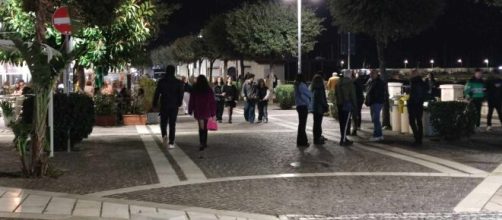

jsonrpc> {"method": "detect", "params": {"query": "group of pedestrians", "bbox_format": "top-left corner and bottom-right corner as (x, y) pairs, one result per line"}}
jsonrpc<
(242, 73), (272, 124)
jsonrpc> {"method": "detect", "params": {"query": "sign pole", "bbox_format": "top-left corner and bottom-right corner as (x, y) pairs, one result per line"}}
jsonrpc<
(49, 91), (54, 157)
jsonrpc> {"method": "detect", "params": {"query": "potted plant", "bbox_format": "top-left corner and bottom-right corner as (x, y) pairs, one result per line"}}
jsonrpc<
(1, 101), (15, 127)
(139, 76), (159, 124)
(122, 88), (147, 125)
(94, 95), (117, 126)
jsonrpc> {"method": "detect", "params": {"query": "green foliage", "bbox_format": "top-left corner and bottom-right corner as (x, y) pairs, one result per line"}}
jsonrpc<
(150, 45), (176, 66)
(226, 1), (324, 60)
(53, 93), (95, 151)
(139, 76), (156, 112)
(276, 84), (295, 110)
(429, 101), (476, 140)
(94, 95), (117, 116)
(10, 121), (32, 175)
(327, 0), (445, 45)
(1, 101), (14, 117)
(202, 15), (238, 61)
(170, 35), (200, 64)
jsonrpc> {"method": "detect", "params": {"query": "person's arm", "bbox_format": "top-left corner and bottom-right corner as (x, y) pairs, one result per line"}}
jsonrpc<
(350, 84), (358, 110)
(177, 82), (184, 107)
(152, 82), (161, 111)
(209, 90), (217, 117)
(264, 89), (271, 101)
(188, 93), (194, 115)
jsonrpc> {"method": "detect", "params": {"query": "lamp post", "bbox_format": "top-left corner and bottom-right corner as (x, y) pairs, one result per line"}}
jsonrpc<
(484, 59), (489, 68)
(297, 0), (302, 75)
(430, 59), (434, 68)
(340, 60), (345, 68)
(457, 59), (463, 67)
(404, 59), (408, 69)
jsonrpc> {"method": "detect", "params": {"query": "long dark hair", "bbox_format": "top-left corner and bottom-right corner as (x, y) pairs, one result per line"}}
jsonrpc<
(193, 75), (210, 93)
(310, 74), (324, 90)
(257, 78), (267, 88)
(294, 74), (306, 89)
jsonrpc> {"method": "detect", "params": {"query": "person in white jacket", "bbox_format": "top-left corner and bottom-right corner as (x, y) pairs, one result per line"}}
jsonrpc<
(257, 78), (271, 123)
(181, 76), (192, 115)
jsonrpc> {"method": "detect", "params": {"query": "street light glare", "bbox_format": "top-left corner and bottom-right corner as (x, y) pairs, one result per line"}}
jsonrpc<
(430, 59), (434, 64)
(484, 59), (489, 64)
(457, 59), (462, 63)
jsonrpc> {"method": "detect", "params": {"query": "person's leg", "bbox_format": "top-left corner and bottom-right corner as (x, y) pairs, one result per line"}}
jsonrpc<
(249, 101), (256, 123)
(297, 106), (308, 146)
(487, 103), (494, 127)
(356, 103), (363, 129)
(168, 108), (178, 145)
(243, 101), (249, 121)
(198, 119), (206, 148)
(264, 102), (268, 122)
(408, 105), (419, 144)
(472, 99), (483, 127)
(372, 103), (383, 138)
(257, 102), (264, 122)
(496, 103), (502, 125)
(228, 106), (234, 123)
(160, 113), (168, 139)
(337, 105), (348, 144)
(416, 105), (424, 144)
(313, 113), (322, 143)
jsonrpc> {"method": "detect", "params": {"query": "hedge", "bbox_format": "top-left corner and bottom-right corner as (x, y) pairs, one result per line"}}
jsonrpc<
(429, 101), (476, 140)
(276, 84), (295, 109)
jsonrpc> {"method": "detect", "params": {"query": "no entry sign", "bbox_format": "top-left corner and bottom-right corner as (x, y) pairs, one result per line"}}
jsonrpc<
(52, 6), (72, 35)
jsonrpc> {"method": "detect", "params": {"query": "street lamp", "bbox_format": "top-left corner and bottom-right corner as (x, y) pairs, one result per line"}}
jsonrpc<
(296, 0), (302, 74)
(430, 59), (435, 68)
(340, 60), (345, 68)
(457, 59), (463, 67)
(404, 59), (408, 68)
(484, 59), (489, 68)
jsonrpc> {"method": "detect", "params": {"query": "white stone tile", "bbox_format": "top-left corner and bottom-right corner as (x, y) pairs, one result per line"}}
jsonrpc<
(187, 212), (218, 220)
(0, 197), (24, 212)
(73, 200), (102, 217)
(218, 216), (237, 220)
(130, 205), (157, 214)
(0, 189), (6, 197)
(2, 190), (23, 198)
(101, 202), (130, 219)
(14, 195), (51, 214)
(156, 209), (186, 219)
(44, 197), (76, 215)
(484, 202), (502, 212)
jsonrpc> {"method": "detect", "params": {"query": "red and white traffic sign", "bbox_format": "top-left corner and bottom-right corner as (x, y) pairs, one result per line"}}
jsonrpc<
(52, 6), (72, 35)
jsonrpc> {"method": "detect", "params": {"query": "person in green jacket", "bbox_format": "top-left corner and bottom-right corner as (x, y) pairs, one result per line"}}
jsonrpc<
(464, 68), (486, 128)
(335, 70), (358, 146)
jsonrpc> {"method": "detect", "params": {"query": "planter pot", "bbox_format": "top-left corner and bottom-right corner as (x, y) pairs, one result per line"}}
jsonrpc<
(95, 115), (117, 127)
(123, 114), (147, 125)
(146, 112), (160, 125)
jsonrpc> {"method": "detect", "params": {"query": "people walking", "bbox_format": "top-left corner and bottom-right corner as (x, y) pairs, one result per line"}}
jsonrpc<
(336, 70), (357, 146)
(464, 69), (486, 128)
(153, 65), (185, 149)
(295, 74), (312, 147)
(242, 73), (258, 123)
(408, 70), (428, 146)
(352, 71), (366, 136)
(188, 75), (216, 158)
(223, 77), (238, 124)
(326, 72), (339, 91)
(425, 72), (440, 100)
(213, 77), (225, 123)
(486, 70), (502, 131)
(257, 79), (270, 123)
(365, 70), (386, 142)
(310, 74), (329, 145)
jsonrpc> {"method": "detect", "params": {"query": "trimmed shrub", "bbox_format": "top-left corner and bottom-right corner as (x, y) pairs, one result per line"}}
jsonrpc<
(94, 95), (117, 116)
(429, 101), (476, 140)
(276, 84), (295, 109)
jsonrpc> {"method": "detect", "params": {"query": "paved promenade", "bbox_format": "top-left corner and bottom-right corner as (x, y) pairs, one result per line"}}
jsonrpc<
(0, 106), (501, 219)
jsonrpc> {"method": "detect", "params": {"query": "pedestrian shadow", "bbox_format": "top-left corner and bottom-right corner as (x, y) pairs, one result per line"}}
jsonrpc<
(294, 144), (335, 168)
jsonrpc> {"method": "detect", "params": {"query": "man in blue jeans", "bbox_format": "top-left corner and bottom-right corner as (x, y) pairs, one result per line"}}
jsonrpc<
(365, 71), (386, 142)
(242, 73), (257, 123)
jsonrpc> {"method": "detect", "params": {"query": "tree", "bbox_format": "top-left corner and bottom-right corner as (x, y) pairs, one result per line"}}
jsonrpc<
(226, 1), (324, 73)
(170, 35), (200, 77)
(327, 0), (445, 127)
(150, 45), (176, 67)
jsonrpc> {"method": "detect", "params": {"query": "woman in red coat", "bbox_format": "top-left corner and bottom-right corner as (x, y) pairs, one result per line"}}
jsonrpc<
(188, 75), (216, 156)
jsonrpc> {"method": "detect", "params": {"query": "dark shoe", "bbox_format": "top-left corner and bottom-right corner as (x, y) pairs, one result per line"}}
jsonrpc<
(297, 142), (310, 147)
(320, 136), (328, 141)
(314, 139), (325, 145)
(351, 130), (358, 136)
(340, 140), (353, 147)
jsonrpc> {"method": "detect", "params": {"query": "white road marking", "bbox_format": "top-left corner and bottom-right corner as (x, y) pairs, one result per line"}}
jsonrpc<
(455, 164), (502, 212)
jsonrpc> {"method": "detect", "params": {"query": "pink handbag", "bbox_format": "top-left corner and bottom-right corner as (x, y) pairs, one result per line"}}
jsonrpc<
(208, 117), (218, 131)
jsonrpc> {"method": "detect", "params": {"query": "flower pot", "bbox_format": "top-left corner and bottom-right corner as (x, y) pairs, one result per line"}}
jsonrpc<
(123, 114), (147, 125)
(95, 115), (117, 127)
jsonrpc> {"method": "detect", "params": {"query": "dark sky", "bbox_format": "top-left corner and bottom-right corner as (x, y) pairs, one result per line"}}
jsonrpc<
(155, 0), (502, 69)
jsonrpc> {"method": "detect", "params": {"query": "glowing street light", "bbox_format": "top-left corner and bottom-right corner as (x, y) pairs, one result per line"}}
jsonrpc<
(457, 59), (463, 67)
(340, 60), (345, 67)
(484, 59), (489, 68)
(404, 59), (409, 68)
(430, 59), (435, 68)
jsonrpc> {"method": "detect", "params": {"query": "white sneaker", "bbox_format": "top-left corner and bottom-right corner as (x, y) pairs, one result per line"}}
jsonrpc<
(487, 126), (492, 132)
(168, 144), (176, 149)
(369, 136), (384, 142)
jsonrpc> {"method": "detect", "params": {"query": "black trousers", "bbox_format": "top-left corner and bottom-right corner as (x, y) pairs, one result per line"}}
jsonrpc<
(198, 119), (208, 148)
(471, 99), (483, 127)
(160, 108), (179, 144)
(408, 104), (424, 144)
(487, 102), (502, 126)
(296, 105), (309, 146)
(216, 101), (225, 121)
(258, 101), (268, 121)
(337, 105), (351, 144)
(313, 113), (324, 143)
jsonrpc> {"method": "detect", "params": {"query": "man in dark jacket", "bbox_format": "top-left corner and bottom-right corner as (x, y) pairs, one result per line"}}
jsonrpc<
(242, 73), (257, 123)
(153, 65), (184, 149)
(486, 70), (502, 131)
(351, 70), (367, 136)
(365, 70), (386, 142)
(408, 70), (428, 145)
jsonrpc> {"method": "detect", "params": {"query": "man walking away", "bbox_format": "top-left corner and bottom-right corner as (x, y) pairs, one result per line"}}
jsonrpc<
(365, 70), (386, 142)
(408, 70), (428, 146)
(464, 69), (486, 128)
(153, 65), (184, 149)
(352, 70), (366, 136)
(242, 73), (258, 123)
(336, 70), (357, 146)
(486, 70), (502, 131)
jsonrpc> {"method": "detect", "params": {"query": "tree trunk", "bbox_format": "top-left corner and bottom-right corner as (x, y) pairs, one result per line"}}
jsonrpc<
(76, 65), (85, 92)
(209, 59), (215, 83)
(223, 60), (228, 79)
(240, 58), (245, 77)
(186, 64), (190, 78)
(198, 60), (203, 75)
(30, 90), (51, 176)
(268, 62), (275, 104)
(376, 40), (391, 129)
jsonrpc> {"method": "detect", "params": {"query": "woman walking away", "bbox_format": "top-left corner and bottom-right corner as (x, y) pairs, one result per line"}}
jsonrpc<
(295, 74), (312, 147)
(257, 79), (270, 123)
(214, 77), (225, 123)
(189, 75), (216, 158)
(408, 70), (428, 146)
(310, 74), (329, 145)
(223, 77), (238, 124)
(336, 70), (357, 146)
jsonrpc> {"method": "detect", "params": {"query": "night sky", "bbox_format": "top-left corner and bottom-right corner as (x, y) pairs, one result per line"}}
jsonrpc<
(155, 0), (502, 69)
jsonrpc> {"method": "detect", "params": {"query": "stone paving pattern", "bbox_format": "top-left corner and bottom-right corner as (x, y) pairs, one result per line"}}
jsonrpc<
(110, 176), (481, 216)
(0, 135), (159, 194)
